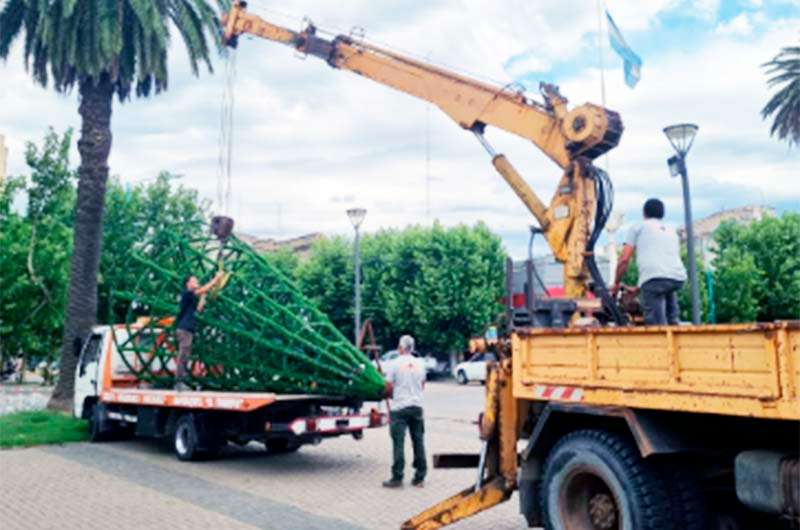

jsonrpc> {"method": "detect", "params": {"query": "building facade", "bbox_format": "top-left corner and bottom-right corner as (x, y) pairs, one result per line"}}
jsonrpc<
(678, 205), (775, 267)
(238, 232), (323, 260)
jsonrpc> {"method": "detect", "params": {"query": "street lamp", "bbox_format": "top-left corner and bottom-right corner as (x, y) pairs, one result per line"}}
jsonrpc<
(663, 123), (701, 325)
(347, 208), (367, 345)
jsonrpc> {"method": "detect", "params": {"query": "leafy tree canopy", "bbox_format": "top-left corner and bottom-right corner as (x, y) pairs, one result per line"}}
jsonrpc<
(297, 222), (506, 356)
(713, 213), (800, 322)
(0, 129), (76, 370)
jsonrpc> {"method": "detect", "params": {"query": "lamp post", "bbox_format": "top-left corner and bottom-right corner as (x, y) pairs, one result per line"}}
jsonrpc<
(347, 208), (367, 345)
(663, 123), (701, 325)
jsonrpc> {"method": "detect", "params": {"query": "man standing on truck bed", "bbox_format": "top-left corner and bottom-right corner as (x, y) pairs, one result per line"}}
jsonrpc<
(175, 271), (225, 390)
(382, 334), (427, 489)
(613, 198), (687, 325)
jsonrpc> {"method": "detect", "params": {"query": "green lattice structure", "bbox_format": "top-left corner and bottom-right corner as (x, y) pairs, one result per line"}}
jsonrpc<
(111, 220), (385, 401)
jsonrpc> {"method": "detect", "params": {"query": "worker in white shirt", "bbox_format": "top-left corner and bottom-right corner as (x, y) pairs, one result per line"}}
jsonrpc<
(613, 198), (688, 325)
(382, 335), (427, 488)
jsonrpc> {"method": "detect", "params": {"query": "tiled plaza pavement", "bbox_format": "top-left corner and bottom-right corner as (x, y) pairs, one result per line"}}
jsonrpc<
(0, 383), (531, 530)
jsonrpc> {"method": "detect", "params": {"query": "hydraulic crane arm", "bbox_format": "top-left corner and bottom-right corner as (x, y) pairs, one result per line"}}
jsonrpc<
(221, 1), (623, 299)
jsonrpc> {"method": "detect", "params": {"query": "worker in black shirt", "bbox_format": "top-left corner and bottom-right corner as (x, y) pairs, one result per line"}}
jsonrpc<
(175, 271), (225, 390)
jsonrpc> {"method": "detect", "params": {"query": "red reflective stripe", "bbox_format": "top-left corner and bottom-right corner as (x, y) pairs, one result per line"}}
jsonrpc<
(561, 387), (575, 400)
(541, 386), (555, 398)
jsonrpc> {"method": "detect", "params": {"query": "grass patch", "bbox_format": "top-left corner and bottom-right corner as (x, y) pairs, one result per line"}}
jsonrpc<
(0, 410), (88, 449)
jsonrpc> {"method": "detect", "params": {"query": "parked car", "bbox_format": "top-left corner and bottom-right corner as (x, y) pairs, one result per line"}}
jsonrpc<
(422, 355), (451, 380)
(374, 350), (439, 377)
(454, 352), (498, 385)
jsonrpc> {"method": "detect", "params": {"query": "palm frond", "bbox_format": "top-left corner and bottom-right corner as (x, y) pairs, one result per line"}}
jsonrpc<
(762, 45), (800, 146)
(0, 0), (27, 57)
(2, 0), (224, 99)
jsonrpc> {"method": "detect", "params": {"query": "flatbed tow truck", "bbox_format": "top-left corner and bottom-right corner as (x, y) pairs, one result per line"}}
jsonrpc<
(74, 322), (386, 460)
(216, 4), (799, 527)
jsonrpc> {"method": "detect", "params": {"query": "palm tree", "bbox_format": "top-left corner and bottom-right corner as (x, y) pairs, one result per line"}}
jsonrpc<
(0, 0), (224, 410)
(762, 45), (800, 146)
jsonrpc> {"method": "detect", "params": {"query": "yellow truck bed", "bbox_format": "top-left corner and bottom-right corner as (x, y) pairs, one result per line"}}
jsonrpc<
(512, 321), (800, 420)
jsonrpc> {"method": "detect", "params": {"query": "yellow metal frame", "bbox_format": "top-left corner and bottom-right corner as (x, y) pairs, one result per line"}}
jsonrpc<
(512, 322), (800, 420)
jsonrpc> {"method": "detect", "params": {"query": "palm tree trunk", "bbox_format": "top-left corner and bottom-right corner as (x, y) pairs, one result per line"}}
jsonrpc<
(48, 74), (113, 411)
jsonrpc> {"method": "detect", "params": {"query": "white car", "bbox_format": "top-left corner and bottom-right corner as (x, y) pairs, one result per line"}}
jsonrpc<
(454, 352), (498, 385)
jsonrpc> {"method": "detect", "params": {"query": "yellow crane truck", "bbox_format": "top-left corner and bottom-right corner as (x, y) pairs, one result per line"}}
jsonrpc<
(220, 4), (800, 528)
(405, 322), (799, 530)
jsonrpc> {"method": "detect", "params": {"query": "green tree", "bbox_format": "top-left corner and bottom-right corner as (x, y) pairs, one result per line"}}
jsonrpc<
(360, 229), (400, 349)
(713, 214), (800, 322)
(0, 177), (32, 373)
(0, 0), (224, 409)
(0, 130), (76, 381)
(712, 247), (762, 323)
(380, 222), (505, 356)
(100, 172), (209, 322)
(261, 248), (300, 281)
(297, 223), (506, 356)
(297, 237), (354, 337)
(762, 44), (800, 146)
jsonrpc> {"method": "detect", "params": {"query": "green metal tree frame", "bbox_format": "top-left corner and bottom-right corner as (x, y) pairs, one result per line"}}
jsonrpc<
(110, 220), (385, 401)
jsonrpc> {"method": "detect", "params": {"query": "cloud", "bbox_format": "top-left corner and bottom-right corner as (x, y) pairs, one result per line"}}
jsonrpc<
(715, 13), (754, 36)
(504, 53), (551, 79)
(691, 0), (721, 20)
(1, 1), (797, 261)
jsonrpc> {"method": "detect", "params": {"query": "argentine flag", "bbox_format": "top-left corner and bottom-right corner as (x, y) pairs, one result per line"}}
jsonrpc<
(606, 10), (642, 88)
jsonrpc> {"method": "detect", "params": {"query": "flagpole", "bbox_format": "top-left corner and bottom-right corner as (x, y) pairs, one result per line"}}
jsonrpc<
(595, 0), (610, 173)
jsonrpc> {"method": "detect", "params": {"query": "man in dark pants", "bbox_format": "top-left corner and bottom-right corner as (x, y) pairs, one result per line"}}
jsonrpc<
(175, 272), (224, 390)
(613, 198), (687, 325)
(382, 335), (427, 488)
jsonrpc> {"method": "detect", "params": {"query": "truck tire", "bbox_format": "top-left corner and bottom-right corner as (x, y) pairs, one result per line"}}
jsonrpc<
(659, 463), (708, 530)
(456, 370), (468, 385)
(173, 414), (201, 461)
(541, 429), (672, 530)
(89, 403), (110, 442)
(173, 414), (226, 461)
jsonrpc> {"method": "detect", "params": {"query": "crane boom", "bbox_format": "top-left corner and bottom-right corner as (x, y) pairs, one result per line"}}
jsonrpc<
(221, 1), (624, 302)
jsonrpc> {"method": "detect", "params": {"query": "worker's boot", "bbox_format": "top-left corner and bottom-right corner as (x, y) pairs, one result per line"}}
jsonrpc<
(411, 477), (425, 488)
(382, 478), (402, 489)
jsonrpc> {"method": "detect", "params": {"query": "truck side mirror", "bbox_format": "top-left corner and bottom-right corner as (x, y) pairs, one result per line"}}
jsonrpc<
(73, 337), (83, 358)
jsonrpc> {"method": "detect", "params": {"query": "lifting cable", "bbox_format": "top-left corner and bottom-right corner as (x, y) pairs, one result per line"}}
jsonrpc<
(217, 49), (238, 216)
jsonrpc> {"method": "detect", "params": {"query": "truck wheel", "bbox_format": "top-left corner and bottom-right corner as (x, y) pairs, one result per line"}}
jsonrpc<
(541, 429), (672, 530)
(456, 370), (468, 385)
(89, 403), (109, 442)
(659, 463), (708, 530)
(174, 414), (201, 461)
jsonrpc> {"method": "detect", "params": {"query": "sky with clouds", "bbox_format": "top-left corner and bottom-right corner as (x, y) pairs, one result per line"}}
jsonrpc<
(1, 0), (798, 258)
